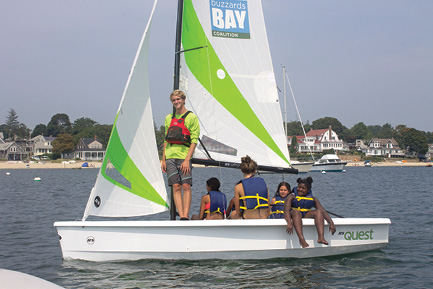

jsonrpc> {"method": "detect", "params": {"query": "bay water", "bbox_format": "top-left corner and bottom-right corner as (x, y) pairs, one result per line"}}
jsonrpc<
(1, 166), (432, 288)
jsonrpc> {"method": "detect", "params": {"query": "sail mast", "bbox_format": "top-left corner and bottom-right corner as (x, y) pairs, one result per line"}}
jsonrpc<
(173, 0), (184, 90)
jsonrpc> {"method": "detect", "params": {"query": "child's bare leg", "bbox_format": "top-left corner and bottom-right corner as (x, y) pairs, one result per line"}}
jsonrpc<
(291, 210), (309, 248)
(313, 210), (328, 245)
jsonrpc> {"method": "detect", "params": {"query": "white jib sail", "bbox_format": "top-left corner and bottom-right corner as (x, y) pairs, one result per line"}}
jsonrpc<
(82, 0), (168, 220)
(179, 0), (291, 169)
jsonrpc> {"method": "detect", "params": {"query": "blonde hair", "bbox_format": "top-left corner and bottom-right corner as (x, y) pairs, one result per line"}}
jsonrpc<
(170, 90), (186, 101)
(240, 155), (257, 174)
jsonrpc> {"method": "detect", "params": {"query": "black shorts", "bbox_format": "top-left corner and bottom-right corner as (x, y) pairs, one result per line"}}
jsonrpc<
(166, 159), (193, 186)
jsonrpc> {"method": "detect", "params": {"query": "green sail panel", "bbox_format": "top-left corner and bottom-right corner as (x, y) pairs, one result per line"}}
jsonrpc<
(182, 0), (290, 166)
(101, 125), (168, 208)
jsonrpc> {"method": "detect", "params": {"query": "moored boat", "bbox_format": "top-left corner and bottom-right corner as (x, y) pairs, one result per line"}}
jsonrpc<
(311, 154), (347, 172)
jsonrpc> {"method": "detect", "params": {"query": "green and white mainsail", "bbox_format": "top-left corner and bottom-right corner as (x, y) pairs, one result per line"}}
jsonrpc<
(179, 0), (293, 171)
(82, 0), (168, 219)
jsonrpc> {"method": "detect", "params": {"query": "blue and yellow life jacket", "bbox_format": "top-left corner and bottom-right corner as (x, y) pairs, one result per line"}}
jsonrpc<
(204, 191), (227, 218)
(269, 195), (288, 219)
(239, 177), (268, 211)
(291, 187), (315, 215)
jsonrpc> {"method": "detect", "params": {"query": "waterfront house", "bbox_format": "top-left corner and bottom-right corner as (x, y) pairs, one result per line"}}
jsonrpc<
(365, 138), (404, 157)
(73, 136), (105, 161)
(289, 126), (345, 153)
(32, 135), (55, 156)
(0, 142), (28, 160)
(355, 139), (369, 153)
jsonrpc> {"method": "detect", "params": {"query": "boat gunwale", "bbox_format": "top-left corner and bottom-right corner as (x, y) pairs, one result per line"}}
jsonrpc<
(54, 218), (391, 228)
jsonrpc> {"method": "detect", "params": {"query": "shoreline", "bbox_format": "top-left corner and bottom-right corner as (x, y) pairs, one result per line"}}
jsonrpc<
(0, 160), (430, 170)
(345, 161), (429, 167)
(0, 161), (101, 170)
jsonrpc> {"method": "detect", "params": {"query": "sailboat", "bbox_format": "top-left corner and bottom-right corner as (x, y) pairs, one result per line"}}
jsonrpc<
(54, 0), (390, 261)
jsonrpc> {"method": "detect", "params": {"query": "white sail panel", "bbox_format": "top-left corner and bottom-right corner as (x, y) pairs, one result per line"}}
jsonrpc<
(180, 0), (291, 168)
(83, 0), (168, 219)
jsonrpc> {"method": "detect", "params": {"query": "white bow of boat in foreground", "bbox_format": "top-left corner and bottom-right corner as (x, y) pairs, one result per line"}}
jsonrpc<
(54, 218), (390, 261)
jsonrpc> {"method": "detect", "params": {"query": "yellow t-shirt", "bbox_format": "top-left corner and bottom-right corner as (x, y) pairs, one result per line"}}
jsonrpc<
(164, 111), (200, 159)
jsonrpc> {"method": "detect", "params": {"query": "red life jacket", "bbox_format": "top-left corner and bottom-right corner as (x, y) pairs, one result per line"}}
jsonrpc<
(165, 111), (192, 146)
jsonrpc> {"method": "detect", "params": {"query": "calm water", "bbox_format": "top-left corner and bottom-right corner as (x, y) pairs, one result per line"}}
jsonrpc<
(1, 166), (432, 288)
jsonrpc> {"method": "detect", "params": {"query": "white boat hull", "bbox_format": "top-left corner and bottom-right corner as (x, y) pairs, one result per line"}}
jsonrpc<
(311, 163), (347, 172)
(54, 218), (390, 261)
(291, 162), (314, 173)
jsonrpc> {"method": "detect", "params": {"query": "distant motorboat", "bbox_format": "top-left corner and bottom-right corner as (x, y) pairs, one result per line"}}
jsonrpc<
(364, 160), (373, 167)
(311, 154), (347, 172)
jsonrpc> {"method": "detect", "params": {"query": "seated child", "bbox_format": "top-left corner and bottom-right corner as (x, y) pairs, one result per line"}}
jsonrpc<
(269, 182), (291, 219)
(233, 155), (269, 219)
(284, 177), (336, 248)
(191, 177), (227, 220)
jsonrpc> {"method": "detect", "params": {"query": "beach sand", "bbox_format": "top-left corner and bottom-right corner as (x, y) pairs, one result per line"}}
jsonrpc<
(0, 161), (101, 170)
(344, 161), (427, 167)
(0, 160), (429, 170)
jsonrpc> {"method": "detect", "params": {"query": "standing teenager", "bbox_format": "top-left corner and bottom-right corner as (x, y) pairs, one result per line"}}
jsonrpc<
(161, 90), (200, 220)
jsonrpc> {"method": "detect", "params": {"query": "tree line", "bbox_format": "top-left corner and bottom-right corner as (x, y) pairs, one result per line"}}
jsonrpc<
(285, 116), (433, 155)
(0, 109), (112, 158)
(1, 109), (432, 157)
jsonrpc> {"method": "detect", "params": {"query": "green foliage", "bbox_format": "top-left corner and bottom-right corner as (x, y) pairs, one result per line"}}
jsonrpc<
(5, 108), (19, 130)
(322, 149), (336, 155)
(378, 123), (394, 138)
(72, 117), (97, 134)
(398, 127), (428, 155)
(289, 136), (298, 155)
(0, 124), (6, 136)
(46, 113), (72, 137)
(93, 124), (112, 148)
(424, 131), (433, 143)
(52, 133), (76, 156)
(2, 108), (29, 139)
(32, 124), (47, 138)
(2, 109), (432, 160)
(72, 123), (112, 148)
(350, 122), (371, 140)
(392, 124), (407, 146)
(311, 117), (346, 135)
(284, 121), (305, 137)
(365, 156), (384, 162)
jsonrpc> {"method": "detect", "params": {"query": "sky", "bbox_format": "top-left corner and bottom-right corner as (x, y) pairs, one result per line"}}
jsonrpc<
(1, 0), (432, 132)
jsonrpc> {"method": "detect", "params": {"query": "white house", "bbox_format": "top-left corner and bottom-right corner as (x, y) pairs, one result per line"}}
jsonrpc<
(31, 135), (54, 156)
(291, 126), (345, 153)
(73, 137), (105, 160)
(365, 138), (404, 157)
